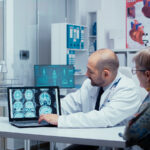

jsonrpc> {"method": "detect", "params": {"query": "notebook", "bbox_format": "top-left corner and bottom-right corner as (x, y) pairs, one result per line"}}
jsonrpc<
(7, 86), (61, 128)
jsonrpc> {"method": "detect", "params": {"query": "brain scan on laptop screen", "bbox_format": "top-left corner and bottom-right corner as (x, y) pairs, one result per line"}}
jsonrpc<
(34, 65), (74, 88)
(9, 87), (58, 119)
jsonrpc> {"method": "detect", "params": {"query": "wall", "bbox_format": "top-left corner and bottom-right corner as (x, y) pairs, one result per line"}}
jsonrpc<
(5, 0), (126, 85)
(0, 1), (4, 80)
(5, 0), (14, 79)
(0, 1), (3, 60)
(67, 0), (78, 24)
(72, 0), (126, 49)
(79, 0), (101, 25)
(5, 0), (66, 86)
(38, 0), (66, 65)
(66, 0), (101, 25)
(13, 0), (37, 86)
(98, 0), (126, 49)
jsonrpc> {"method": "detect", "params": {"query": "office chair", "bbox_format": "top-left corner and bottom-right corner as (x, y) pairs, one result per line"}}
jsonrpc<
(137, 132), (150, 150)
(119, 66), (132, 79)
(119, 66), (148, 101)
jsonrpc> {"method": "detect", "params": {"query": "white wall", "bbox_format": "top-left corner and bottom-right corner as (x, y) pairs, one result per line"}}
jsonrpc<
(71, 0), (126, 49)
(0, 1), (3, 60)
(5, 0), (127, 85)
(38, 0), (66, 64)
(98, 0), (126, 49)
(0, 1), (4, 80)
(13, 0), (37, 86)
(5, 0), (14, 79)
(71, 0), (101, 25)
(5, 0), (66, 86)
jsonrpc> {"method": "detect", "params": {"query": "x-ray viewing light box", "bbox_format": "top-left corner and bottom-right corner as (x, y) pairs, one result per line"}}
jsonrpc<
(34, 65), (75, 88)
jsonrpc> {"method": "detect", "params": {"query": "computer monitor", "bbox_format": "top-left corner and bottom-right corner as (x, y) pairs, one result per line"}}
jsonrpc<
(34, 65), (74, 88)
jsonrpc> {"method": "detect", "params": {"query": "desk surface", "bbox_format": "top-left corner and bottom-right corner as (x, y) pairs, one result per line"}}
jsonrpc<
(0, 117), (125, 148)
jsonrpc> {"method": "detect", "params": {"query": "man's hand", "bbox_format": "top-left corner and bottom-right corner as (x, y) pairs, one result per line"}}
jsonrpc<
(38, 114), (58, 126)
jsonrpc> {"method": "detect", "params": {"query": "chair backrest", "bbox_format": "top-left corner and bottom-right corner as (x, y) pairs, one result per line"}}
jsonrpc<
(138, 132), (150, 150)
(119, 66), (148, 100)
(119, 66), (132, 79)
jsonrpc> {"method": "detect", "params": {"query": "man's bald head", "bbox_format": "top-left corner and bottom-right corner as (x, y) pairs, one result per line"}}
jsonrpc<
(89, 49), (119, 74)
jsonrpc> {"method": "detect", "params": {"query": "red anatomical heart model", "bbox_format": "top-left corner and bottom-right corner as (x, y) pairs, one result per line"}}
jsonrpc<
(130, 20), (144, 45)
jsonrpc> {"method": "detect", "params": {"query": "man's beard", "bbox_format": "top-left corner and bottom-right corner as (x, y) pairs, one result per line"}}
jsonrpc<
(90, 78), (105, 87)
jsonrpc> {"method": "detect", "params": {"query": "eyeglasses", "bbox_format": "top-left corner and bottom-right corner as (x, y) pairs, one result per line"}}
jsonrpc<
(131, 68), (147, 75)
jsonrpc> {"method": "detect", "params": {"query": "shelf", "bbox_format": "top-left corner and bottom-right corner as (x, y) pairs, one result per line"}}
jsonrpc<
(75, 73), (85, 76)
(126, 49), (139, 52)
(113, 49), (139, 53)
(87, 11), (98, 54)
(88, 35), (96, 38)
(67, 48), (88, 52)
(51, 23), (88, 87)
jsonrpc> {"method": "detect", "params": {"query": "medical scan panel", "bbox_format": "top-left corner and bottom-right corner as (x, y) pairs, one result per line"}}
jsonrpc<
(11, 89), (36, 118)
(24, 101), (35, 112)
(39, 92), (51, 105)
(13, 101), (23, 112)
(10, 87), (58, 118)
(39, 106), (52, 115)
(13, 90), (23, 101)
(38, 88), (57, 115)
(14, 112), (24, 118)
(24, 89), (34, 100)
(24, 111), (36, 118)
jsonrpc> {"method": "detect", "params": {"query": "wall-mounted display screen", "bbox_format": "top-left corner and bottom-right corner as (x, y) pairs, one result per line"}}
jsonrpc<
(34, 65), (74, 88)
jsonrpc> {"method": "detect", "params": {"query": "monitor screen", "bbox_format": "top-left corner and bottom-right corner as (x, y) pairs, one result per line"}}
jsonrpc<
(34, 65), (74, 88)
(8, 87), (60, 119)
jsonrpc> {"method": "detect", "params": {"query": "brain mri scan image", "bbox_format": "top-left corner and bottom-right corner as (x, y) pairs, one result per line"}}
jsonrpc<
(24, 111), (36, 118)
(13, 90), (23, 101)
(39, 92), (51, 106)
(9, 87), (59, 119)
(39, 106), (52, 115)
(13, 101), (23, 112)
(14, 112), (24, 118)
(24, 101), (35, 112)
(24, 89), (34, 100)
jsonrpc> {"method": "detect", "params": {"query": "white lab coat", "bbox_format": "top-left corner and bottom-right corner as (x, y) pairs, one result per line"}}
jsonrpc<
(58, 72), (142, 128)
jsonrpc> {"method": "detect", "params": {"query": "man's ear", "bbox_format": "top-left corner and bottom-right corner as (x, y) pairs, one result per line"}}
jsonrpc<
(103, 69), (110, 77)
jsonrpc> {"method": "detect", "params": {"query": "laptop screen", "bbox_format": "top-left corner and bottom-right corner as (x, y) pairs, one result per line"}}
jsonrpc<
(7, 86), (61, 121)
(34, 65), (75, 88)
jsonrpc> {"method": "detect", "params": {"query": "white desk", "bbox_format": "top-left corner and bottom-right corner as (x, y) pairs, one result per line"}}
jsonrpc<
(0, 117), (126, 150)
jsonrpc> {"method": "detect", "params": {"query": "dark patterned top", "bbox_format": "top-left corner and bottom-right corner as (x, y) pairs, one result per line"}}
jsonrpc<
(123, 94), (150, 149)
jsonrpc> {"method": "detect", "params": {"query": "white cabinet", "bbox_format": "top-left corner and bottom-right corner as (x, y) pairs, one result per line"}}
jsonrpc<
(86, 11), (138, 67)
(113, 49), (138, 67)
(86, 10), (103, 53)
(87, 11), (97, 54)
(51, 23), (88, 88)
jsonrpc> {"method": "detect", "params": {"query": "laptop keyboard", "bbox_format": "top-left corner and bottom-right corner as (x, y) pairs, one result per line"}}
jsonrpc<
(11, 120), (49, 127)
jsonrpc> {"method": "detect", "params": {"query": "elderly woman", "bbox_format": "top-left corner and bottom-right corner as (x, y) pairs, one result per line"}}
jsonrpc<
(124, 47), (150, 150)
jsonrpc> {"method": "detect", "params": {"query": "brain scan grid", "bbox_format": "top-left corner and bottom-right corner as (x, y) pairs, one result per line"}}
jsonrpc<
(10, 88), (57, 119)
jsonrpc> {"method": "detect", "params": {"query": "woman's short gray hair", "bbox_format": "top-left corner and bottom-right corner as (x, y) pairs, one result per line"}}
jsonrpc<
(133, 47), (150, 70)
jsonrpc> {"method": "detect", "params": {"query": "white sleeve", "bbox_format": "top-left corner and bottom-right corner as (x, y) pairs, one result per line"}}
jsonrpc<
(58, 78), (142, 128)
(60, 79), (90, 115)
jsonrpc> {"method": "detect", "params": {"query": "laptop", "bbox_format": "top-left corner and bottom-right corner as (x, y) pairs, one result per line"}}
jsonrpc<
(7, 86), (61, 128)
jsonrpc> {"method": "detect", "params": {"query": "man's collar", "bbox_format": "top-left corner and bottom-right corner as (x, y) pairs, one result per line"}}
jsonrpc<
(103, 71), (121, 91)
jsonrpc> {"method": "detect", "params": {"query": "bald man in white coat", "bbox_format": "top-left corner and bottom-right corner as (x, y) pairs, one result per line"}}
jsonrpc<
(39, 49), (142, 149)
